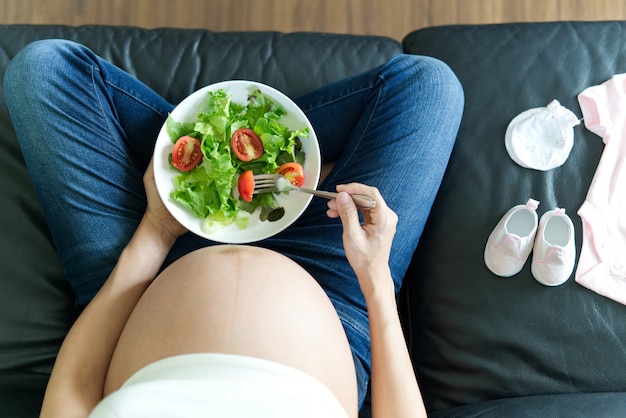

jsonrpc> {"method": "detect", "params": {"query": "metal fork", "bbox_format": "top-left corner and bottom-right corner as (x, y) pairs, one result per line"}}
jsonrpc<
(253, 174), (376, 209)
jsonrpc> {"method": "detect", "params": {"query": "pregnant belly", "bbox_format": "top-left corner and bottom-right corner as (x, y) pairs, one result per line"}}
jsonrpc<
(104, 245), (358, 416)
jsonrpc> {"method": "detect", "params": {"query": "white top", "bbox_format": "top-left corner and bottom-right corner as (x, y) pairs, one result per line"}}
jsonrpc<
(89, 353), (348, 418)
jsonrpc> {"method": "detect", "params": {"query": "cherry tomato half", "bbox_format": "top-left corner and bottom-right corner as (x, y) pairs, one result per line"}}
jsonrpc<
(231, 128), (264, 162)
(172, 135), (202, 172)
(276, 162), (305, 187)
(237, 169), (255, 203)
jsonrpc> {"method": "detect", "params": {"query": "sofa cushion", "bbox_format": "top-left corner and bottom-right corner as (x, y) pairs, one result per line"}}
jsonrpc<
(402, 21), (626, 412)
(430, 392), (626, 418)
(0, 24), (402, 416)
(0, 371), (48, 417)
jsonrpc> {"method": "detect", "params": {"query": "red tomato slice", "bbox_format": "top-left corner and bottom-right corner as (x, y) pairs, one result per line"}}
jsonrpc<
(276, 162), (305, 187)
(238, 170), (255, 202)
(231, 128), (264, 162)
(172, 135), (202, 172)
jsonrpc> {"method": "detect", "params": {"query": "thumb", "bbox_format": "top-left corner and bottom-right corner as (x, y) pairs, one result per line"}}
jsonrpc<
(337, 192), (362, 237)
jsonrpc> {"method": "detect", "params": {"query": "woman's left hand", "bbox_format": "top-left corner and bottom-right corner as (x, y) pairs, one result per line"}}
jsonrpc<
(142, 158), (187, 242)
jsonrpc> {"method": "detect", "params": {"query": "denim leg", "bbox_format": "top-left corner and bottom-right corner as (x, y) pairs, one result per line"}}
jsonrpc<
(259, 54), (465, 405)
(4, 39), (174, 308)
(290, 54), (464, 287)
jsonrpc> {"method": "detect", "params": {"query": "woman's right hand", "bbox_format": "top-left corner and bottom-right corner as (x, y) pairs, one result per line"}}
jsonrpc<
(327, 183), (398, 299)
(330, 184), (426, 418)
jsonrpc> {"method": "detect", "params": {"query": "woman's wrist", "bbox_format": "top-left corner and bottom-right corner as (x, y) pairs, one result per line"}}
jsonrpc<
(359, 264), (396, 305)
(138, 212), (181, 251)
(119, 215), (179, 283)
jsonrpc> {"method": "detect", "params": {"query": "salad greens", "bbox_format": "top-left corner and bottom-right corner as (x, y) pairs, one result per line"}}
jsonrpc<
(166, 88), (308, 231)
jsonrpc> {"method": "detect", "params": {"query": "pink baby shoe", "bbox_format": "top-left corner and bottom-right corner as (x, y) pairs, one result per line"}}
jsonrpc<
(485, 199), (540, 277)
(531, 208), (575, 286)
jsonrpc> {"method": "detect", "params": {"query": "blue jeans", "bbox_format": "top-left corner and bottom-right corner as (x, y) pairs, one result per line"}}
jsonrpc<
(5, 39), (464, 407)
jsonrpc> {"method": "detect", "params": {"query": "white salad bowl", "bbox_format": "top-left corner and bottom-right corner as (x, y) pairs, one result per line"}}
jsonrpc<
(153, 80), (321, 243)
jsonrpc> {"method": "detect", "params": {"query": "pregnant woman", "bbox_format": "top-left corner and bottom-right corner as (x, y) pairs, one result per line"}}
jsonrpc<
(5, 39), (463, 417)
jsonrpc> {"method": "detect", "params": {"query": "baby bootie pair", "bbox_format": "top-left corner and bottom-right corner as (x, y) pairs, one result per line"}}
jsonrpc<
(484, 198), (575, 286)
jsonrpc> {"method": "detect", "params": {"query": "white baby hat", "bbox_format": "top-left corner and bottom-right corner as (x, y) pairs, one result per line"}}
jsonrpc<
(505, 100), (580, 171)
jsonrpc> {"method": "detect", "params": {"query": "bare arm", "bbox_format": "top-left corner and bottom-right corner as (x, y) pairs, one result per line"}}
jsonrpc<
(40, 161), (186, 418)
(328, 184), (427, 418)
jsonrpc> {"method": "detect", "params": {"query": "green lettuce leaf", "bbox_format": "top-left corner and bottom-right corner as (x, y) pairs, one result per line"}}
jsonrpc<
(165, 115), (196, 143)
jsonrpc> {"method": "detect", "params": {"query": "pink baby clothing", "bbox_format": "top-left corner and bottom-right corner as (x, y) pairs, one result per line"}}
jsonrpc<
(576, 73), (626, 305)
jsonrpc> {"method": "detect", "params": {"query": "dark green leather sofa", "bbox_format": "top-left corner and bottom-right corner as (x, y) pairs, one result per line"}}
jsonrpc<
(2, 22), (626, 417)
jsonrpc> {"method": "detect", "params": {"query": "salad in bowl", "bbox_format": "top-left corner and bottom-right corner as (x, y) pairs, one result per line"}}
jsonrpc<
(153, 80), (321, 243)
